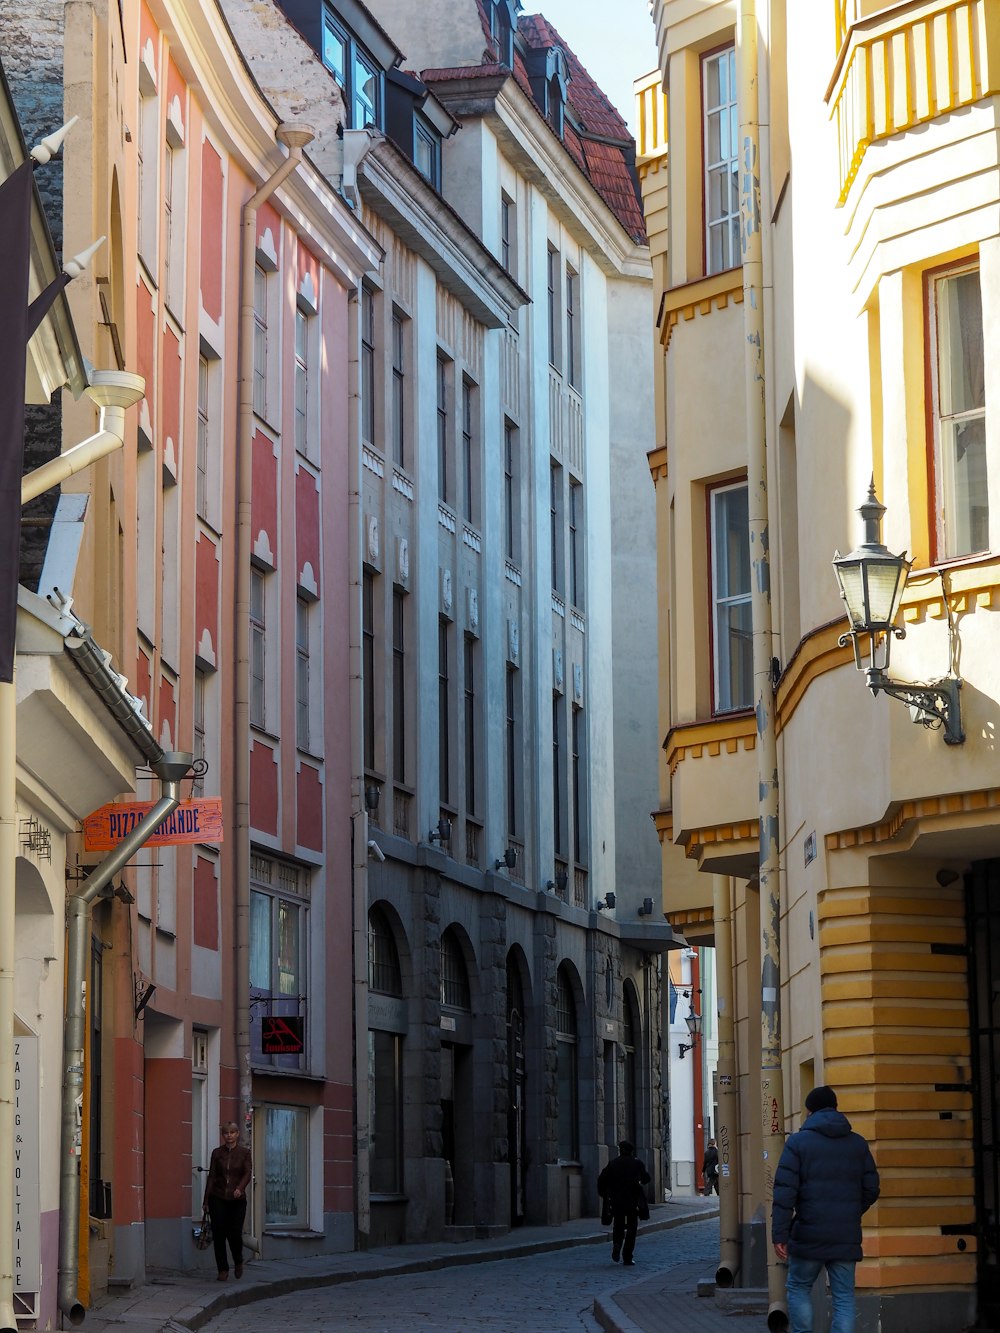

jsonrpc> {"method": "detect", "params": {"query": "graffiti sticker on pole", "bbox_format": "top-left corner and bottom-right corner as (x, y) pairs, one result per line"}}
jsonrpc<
(83, 798), (224, 851)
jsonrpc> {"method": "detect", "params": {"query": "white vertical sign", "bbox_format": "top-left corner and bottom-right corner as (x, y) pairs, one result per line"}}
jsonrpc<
(13, 1035), (40, 1296)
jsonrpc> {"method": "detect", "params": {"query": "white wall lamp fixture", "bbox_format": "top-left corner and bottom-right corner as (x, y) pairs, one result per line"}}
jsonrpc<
(832, 482), (964, 745)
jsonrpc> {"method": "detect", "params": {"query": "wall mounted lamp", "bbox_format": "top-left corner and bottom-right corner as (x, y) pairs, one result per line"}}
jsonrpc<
(364, 784), (381, 814)
(637, 896), (655, 916)
(678, 1008), (702, 1059)
(134, 979), (156, 1020)
(494, 847), (517, 871)
(545, 869), (569, 895)
(596, 892), (616, 912)
(428, 818), (452, 847)
(833, 482), (964, 745)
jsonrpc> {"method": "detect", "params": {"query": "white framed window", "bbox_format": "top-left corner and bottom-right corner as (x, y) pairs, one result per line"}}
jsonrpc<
(414, 115), (441, 188)
(547, 246), (560, 368)
(710, 480), (752, 714)
(253, 263), (269, 419)
(500, 193), (514, 276)
(504, 420), (519, 564)
(569, 479), (583, 609)
(137, 81), (159, 270)
(462, 377), (478, 526)
(566, 265), (579, 389)
(550, 460), (563, 594)
(249, 855), (310, 1073)
(391, 310), (406, 468)
(294, 307), (309, 457)
(260, 1105), (310, 1226)
(928, 263), (987, 561)
(196, 355), (210, 520)
(703, 45), (740, 276)
(193, 667), (207, 797)
(322, 14), (382, 130)
(438, 618), (451, 806)
(437, 354), (452, 505)
(361, 286), (376, 449)
(250, 567), (268, 729)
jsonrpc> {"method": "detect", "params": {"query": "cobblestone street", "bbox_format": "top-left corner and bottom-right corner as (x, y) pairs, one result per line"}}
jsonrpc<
(202, 1218), (721, 1333)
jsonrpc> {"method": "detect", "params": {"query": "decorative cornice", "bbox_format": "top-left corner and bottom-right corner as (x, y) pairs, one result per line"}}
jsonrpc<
(664, 711), (756, 775)
(826, 786), (1000, 853)
(660, 270), (743, 349)
(647, 444), (668, 483)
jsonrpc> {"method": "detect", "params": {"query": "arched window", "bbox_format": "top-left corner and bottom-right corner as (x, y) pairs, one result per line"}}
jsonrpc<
(623, 981), (640, 1147)
(440, 928), (471, 1010)
(368, 906), (402, 996)
(556, 965), (579, 1160)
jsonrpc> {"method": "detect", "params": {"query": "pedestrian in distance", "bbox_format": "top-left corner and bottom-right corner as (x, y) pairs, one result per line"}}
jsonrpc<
(203, 1121), (253, 1281)
(597, 1140), (650, 1266)
(702, 1138), (719, 1195)
(771, 1085), (880, 1333)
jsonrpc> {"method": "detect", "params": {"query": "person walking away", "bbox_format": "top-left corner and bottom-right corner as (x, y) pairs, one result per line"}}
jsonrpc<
(203, 1121), (253, 1280)
(702, 1138), (719, 1195)
(771, 1086), (879, 1333)
(597, 1140), (650, 1266)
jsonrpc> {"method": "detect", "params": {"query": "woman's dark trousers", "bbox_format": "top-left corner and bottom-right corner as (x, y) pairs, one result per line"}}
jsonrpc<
(207, 1196), (247, 1272)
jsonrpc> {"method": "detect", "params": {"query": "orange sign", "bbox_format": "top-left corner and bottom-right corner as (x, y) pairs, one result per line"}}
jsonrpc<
(83, 798), (224, 851)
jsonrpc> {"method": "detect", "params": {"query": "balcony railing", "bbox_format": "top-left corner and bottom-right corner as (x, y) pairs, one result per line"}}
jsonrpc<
(828, 0), (999, 204)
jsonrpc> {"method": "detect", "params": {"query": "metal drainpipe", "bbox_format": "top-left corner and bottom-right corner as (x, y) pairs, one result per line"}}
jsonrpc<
(234, 124), (314, 1185)
(714, 874), (741, 1287)
(735, 4), (786, 1329)
(58, 751), (193, 1323)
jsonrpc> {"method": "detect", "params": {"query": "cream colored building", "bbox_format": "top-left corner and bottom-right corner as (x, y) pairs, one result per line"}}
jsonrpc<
(641, 1), (1000, 1328)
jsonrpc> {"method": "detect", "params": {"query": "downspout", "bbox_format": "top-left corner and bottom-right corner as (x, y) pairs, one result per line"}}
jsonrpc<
(735, 5), (786, 1329)
(58, 750), (193, 1324)
(234, 123), (314, 1173)
(714, 874), (741, 1287)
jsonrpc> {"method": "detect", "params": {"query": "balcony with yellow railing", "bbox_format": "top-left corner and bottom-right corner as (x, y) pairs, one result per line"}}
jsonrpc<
(828, 0), (1000, 205)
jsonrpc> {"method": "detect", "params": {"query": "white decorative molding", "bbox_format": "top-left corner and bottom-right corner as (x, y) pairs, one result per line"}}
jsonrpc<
(553, 649), (564, 694)
(570, 609), (586, 635)
(363, 447), (384, 477)
(165, 95), (185, 148)
(551, 593), (565, 618)
(366, 514), (380, 567)
(396, 537), (409, 585)
(504, 561), (522, 587)
(137, 398), (153, 451)
(162, 437), (177, 484)
(438, 504), (456, 534)
(139, 39), (157, 95)
(440, 567), (453, 618)
(508, 618), (520, 665)
(256, 228), (278, 271)
(462, 526), (482, 553)
(467, 586), (479, 637)
(392, 470), (414, 501)
(298, 272), (318, 314)
(196, 628), (216, 669)
(573, 663), (583, 704)
(253, 530), (274, 566)
(299, 561), (318, 597)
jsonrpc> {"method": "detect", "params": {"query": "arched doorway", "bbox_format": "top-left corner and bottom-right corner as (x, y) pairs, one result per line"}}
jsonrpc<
(506, 949), (528, 1224)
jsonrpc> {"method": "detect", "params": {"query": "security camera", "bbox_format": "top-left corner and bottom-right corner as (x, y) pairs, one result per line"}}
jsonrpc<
(367, 840), (385, 863)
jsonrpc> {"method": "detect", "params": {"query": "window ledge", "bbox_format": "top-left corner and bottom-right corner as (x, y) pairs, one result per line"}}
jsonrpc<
(370, 1193), (408, 1204)
(262, 1228), (324, 1239)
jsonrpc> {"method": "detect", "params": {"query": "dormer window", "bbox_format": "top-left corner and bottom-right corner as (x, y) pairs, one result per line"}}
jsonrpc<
(526, 44), (569, 141)
(491, 0), (518, 68)
(323, 11), (382, 130)
(414, 115), (441, 189)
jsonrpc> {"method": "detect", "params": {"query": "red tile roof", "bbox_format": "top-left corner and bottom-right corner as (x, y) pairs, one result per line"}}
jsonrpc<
(426, 2), (647, 246)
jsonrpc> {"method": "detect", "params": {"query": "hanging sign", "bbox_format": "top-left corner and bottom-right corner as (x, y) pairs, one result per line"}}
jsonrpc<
(261, 1016), (305, 1055)
(13, 1035), (40, 1300)
(82, 798), (224, 851)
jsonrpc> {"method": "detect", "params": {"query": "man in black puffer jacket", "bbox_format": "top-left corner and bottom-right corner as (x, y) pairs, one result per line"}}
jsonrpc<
(771, 1086), (879, 1333)
(598, 1141), (650, 1266)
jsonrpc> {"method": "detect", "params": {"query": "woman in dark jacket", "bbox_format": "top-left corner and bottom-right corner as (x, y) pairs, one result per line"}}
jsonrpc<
(203, 1122), (253, 1280)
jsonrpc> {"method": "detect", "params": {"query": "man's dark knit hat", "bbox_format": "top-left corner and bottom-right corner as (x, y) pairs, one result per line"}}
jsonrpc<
(805, 1085), (837, 1113)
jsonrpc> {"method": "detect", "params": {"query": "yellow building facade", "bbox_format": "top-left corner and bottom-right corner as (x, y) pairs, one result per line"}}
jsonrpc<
(641, 2), (1000, 1328)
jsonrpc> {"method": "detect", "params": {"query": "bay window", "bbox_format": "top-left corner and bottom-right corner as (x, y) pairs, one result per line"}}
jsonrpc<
(710, 480), (752, 713)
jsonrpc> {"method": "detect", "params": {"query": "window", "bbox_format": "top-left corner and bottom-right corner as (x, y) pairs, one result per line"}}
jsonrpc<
(500, 193), (514, 275)
(369, 908), (402, 996)
(929, 264), (987, 561)
(566, 266), (579, 389)
(163, 143), (176, 303)
(440, 929), (471, 1010)
(296, 597), (311, 751)
(369, 1030), (403, 1194)
(504, 421), (518, 563)
(623, 984), (639, 1147)
(414, 116), (441, 189)
(505, 665), (519, 836)
(556, 967), (579, 1160)
(553, 696), (565, 859)
(294, 307), (309, 456)
(464, 636), (477, 815)
(196, 355), (210, 520)
(249, 855), (309, 1071)
(491, 0), (516, 66)
(572, 705), (587, 865)
(437, 354), (451, 504)
(550, 462), (563, 593)
(392, 588), (406, 784)
(462, 378), (477, 525)
(547, 247), (559, 368)
(569, 480), (583, 608)
(137, 87), (158, 266)
(703, 46), (740, 275)
(438, 619), (451, 806)
(253, 264), (269, 418)
(250, 567), (267, 729)
(262, 1105), (309, 1225)
(193, 667), (207, 797)
(391, 311), (405, 467)
(710, 481), (753, 713)
(363, 571), (376, 773)
(323, 14), (382, 130)
(361, 286), (375, 448)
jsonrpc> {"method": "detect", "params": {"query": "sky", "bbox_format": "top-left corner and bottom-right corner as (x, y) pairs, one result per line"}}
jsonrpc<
(524, 0), (659, 135)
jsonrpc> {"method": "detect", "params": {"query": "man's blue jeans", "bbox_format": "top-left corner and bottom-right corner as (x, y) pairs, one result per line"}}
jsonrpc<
(785, 1256), (857, 1333)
